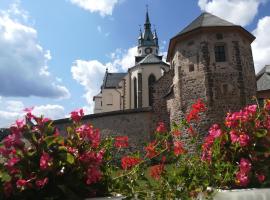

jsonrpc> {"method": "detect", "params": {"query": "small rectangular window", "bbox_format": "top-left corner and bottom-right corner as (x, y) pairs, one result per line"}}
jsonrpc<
(189, 64), (194, 72)
(215, 45), (226, 62)
(216, 33), (223, 40)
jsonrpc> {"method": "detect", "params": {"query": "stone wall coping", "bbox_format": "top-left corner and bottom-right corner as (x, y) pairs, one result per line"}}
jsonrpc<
(53, 107), (153, 125)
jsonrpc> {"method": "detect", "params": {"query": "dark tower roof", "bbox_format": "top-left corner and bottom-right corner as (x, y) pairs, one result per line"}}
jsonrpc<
(167, 12), (255, 61)
(176, 12), (235, 37)
(138, 9), (158, 47)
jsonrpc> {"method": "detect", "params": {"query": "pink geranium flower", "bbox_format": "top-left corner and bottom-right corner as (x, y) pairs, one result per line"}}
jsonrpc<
(40, 152), (52, 170)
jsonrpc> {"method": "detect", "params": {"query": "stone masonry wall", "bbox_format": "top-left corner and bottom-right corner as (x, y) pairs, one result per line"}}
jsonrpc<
(53, 108), (155, 152)
(169, 30), (257, 146)
(152, 69), (174, 130)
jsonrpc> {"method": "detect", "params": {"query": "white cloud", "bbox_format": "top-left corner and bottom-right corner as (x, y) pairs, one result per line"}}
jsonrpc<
(0, 99), (66, 128)
(198, 0), (266, 26)
(70, 0), (120, 16)
(0, 2), (70, 99)
(252, 16), (270, 72)
(32, 104), (65, 119)
(6, 100), (24, 112)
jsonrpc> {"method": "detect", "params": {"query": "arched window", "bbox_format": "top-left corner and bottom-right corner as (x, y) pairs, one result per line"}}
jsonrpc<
(133, 77), (137, 108)
(148, 74), (156, 106)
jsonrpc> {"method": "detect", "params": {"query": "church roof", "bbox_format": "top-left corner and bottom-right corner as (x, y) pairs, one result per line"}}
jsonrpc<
(257, 65), (270, 91)
(176, 12), (235, 37)
(102, 72), (127, 89)
(139, 54), (163, 64)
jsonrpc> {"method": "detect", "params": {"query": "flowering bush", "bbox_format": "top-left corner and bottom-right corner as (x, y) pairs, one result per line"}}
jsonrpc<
(0, 109), (116, 199)
(1, 99), (270, 199)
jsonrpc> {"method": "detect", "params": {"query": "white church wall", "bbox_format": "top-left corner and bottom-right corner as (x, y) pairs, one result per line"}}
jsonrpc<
(102, 88), (123, 112)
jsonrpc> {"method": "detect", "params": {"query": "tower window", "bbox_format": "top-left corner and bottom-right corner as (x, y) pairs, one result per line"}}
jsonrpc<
(215, 44), (226, 62)
(189, 64), (194, 72)
(148, 74), (156, 106)
(133, 77), (137, 108)
(216, 33), (223, 40)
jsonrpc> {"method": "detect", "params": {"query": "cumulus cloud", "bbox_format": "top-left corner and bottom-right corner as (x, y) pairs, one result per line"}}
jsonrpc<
(0, 99), (65, 128)
(0, 2), (70, 99)
(198, 0), (266, 26)
(252, 16), (270, 72)
(70, 0), (120, 16)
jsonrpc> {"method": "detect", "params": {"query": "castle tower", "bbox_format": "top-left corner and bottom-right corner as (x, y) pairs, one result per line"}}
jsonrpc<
(166, 12), (257, 134)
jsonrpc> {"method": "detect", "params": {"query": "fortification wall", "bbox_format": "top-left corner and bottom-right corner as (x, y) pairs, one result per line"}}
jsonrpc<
(53, 108), (155, 152)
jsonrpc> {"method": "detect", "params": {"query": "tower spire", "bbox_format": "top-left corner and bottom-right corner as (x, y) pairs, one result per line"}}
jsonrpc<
(145, 4), (150, 25)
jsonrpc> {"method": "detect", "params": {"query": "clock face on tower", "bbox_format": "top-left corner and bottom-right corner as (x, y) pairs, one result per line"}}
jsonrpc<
(145, 47), (152, 54)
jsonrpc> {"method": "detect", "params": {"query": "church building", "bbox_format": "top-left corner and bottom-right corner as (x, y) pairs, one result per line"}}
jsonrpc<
(93, 10), (170, 113)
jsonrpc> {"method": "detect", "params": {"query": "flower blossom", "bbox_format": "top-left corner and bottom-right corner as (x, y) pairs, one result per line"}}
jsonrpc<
(239, 133), (250, 147)
(35, 177), (49, 188)
(16, 179), (28, 188)
(186, 99), (206, 123)
(76, 124), (100, 148)
(121, 156), (141, 170)
(86, 167), (102, 185)
(150, 164), (165, 180)
(114, 136), (129, 148)
(173, 141), (185, 156)
(256, 173), (266, 183)
(70, 109), (84, 123)
(235, 171), (249, 187)
(156, 122), (166, 133)
(144, 141), (158, 159)
(239, 158), (252, 174)
(40, 152), (52, 170)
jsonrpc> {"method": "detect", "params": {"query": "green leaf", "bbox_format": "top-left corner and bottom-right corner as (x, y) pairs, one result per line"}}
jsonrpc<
(255, 129), (268, 138)
(66, 153), (75, 164)
(0, 171), (11, 182)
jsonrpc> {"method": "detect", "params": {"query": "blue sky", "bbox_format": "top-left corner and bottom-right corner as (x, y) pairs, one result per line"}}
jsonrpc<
(0, 0), (269, 127)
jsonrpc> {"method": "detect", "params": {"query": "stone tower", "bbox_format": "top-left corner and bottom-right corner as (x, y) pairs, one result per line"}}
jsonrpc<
(165, 12), (257, 133)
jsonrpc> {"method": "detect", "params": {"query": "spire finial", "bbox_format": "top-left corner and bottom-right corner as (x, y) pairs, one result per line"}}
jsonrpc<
(145, 4), (150, 24)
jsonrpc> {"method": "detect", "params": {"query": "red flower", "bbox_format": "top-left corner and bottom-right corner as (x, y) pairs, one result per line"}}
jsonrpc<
(86, 167), (102, 185)
(3, 133), (22, 148)
(229, 130), (239, 143)
(6, 157), (20, 167)
(35, 177), (49, 188)
(172, 129), (181, 137)
(186, 99), (206, 122)
(173, 141), (185, 156)
(235, 171), (249, 187)
(256, 173), (266, 183)
(239, 133), (250, 147)
(70, 109), (84, 123)
(156, 122), (166, 133)
(144, 141), (158, 159)
(150, 164), (164, 180)
(114, 136), (129, 148)
(121, 156), (141, 170)
(40, 152), (52, 170)
(239, 158), (252, 174)
(16, 179), (28, 188)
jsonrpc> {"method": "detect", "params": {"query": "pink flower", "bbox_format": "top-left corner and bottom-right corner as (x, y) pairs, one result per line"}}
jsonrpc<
(23, 107), (35, 120)
(16, 179), (28, 188)
(6, 157), (20, 167)
(86, 167), (102, 185)
(229, 130), (239, 143)
(3, 134), (22, 148)
(76, 124), (100, 148)
(236, 171), (249, 187)
(239, 158), (252, 174)
(239, 134), (250, 147)
(15, 119), (25, 129)
(156, 122), (166, 133)
(35, 177), (49, 188)
(40, 152), (52, 170)
(70, 109), (84, 123)
(208, 124), (222, 138)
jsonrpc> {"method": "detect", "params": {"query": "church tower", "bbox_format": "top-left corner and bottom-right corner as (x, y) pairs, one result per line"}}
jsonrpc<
(137, 9), (159, 57)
